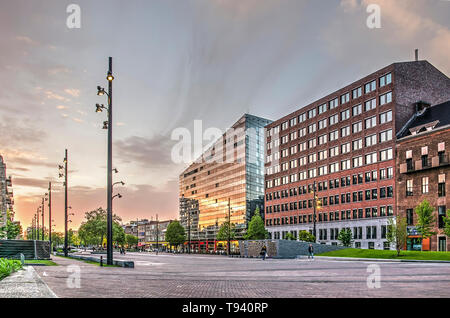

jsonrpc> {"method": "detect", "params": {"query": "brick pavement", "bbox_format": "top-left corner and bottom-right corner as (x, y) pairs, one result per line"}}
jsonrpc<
(32, 253), (450, 298)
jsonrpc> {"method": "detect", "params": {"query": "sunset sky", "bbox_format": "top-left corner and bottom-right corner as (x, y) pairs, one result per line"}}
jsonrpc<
(1, 0), (449, 232)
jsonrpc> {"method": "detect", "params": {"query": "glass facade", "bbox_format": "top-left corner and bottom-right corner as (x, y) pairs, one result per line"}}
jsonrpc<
(179, 114), (272, 241)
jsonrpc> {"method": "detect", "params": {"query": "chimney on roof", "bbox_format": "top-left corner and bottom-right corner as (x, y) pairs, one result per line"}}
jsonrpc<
(415, 49), (419, 61)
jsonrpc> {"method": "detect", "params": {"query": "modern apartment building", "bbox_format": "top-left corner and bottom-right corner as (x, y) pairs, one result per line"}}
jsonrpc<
(396, 100), (450, 251)
(0, 155), (14, 236)
(264, 60), (450, 249)
(179, 114), (272, 252)
(137, 219), (174, 251)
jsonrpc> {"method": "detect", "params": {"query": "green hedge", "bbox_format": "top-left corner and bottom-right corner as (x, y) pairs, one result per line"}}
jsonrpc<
(0, 258), (23, 280)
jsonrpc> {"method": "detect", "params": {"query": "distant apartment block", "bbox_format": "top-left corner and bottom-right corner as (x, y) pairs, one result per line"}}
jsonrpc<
(264, 60), (450, 250)
(179, 114), (272, 253)
(0, 155), (14, 236)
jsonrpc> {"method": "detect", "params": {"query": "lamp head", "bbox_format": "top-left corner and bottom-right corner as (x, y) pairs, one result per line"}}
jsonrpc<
(97, 86), (105, 96)
(103, 121), (109, 129)
(107, 72), (114, 81)
(95, 104), (104, 113)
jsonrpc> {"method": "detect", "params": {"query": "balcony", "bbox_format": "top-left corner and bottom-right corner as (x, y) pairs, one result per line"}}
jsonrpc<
(401, 155), (448, 174)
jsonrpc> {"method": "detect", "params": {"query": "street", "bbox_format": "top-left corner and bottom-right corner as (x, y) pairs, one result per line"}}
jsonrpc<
(32, 253), (450, 298)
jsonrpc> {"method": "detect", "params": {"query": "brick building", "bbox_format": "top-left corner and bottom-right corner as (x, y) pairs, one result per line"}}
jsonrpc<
(264, 60), (450, 249)
(396, 100), (450, 251)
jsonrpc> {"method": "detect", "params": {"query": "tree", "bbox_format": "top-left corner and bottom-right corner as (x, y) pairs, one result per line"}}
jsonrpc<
(216, 222), (236, 241)
(337, 228), (353, 247)
(125, 234), (138, 248)
(415, 200), (437, 247)
(443, 209), (450, 238)
(285, 232), (296, 241)
(77, 208), (122, 248)
(0, 210), (22, 239)
(386, 215), (408, 256)
(244, 208), (268, 240)
(298, 230), (315, 242)
(165, 221), (185, 248)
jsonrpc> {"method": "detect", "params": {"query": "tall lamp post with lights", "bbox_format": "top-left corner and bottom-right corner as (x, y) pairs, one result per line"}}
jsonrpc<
(95, 57), (115, 265)
(59, 150), (68, 257)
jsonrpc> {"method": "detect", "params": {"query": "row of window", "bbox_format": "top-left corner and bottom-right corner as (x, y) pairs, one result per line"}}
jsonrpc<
(406, 205), (447, 228)
(266, 168), (393, 201)
(266, 206), (394, 226)
(268, 73), (393, 136)
(266, 148), (393, 188)
(406, 176), (446, 197)
(266, 187), (393, 213)
(268, 110), (393, 152)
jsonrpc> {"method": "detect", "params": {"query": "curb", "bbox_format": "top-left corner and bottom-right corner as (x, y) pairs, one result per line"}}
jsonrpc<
(315, 256), (450, 263)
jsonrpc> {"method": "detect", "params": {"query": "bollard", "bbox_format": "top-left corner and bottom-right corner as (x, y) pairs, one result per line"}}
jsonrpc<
(100, 256), (103, 267)
(20, 253), (25, 266)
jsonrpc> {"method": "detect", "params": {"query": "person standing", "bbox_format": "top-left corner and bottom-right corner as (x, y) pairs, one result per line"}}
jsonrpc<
(308, 244), (314, 260)
(260, 245), (267, 260)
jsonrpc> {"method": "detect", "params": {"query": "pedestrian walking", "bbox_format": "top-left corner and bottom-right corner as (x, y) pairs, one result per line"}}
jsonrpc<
(260, 245), (267, 261)
(308, 244), (314, 260)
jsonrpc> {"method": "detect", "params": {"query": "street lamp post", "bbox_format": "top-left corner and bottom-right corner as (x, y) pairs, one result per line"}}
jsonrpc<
(36, 207), (40, 241)
(313, 181), (317, 242)
(188, 203), (191, 254)
(96, 57), (115, 266)
(59, 149), (68, 257)
(156, 214), (159, 255)
(48, 182), (52, 247)
(228, 198), (231, 256)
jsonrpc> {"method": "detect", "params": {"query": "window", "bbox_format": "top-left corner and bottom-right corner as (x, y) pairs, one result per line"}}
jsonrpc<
(365, 80), (376, 93)
(329, 146), (339, 157)
(290, 131), (297, 141)
(365, 134), (377, 147)
(341, 142), (351, 154)
(299, 113), (307, 123)
(365, 98), (376, 111)
(380, 148), (393, 161)
(308, 153), (317, 164)
(341, 126), (350, 138)
(365, 116), (377, 129)
(422, 177), (429, 194)
(318, 134), (328, 145)
(407, 209), (414, 226)
(290, 117), (297, 127)
(380, 92), (392, 105)
(318, 165), (328, 176)
(352, 139), (363, 151)
(299, 156), (307, 166)
(406, 179), (413, 196)
(353, 156), (363, 168)
(308, 123), (317, 134)
(329, 114), (339, 126)
(329, 98), (339, 110)
(341, 159), (351, 170)
(379, 129), (393, 143)
(352, 87), (362, 99)
(351, 104), (363, 120)
(281, 121), (289, 130)
(352, 121), (362, 134)
(341, 109), (350, 121)
(329, 130), (339, 141)
(380, 110), (392, 124)
(318, 150), (328, 161)
(379, 73), (392, 87)
(308, 138), (317, 149)
(299, 142), (307, 152)
(318, 103), (327, 114)
(299, 127), (307, 138)
(341, 92), (350, 104)
(318, 118), (327, 130)
(329, 162), (339, 173)
(439, 206), (446, 229)
(281, 135), (289, 144)
(438, 175), (446, 197)
(308, 168), (317, 179)
(365, 152), (377, 165)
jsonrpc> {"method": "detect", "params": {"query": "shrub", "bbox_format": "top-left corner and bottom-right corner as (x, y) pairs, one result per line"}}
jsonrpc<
(0, 258), (23, 280)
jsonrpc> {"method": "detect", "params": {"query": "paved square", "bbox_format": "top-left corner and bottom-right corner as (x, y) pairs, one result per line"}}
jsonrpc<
(33, 253), (450, 298)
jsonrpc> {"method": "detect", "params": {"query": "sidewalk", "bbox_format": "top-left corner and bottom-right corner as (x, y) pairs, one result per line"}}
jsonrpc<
(315, 256), (450, 263)
(0, 266), (57, 298)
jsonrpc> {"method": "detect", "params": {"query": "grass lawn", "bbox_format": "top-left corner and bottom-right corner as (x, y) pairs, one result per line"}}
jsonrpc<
(24, 260), (58, 266)
(55, 255), (119, 267)
(317, 248), (450, 261)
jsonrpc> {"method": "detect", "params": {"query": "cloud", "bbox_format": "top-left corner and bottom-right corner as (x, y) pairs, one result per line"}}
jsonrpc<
(64, 88), (80, 97)
(12, 177), (50, 189)
(45, 90), (69, 102)
(15, 36), (38, 45)
(114, 135), (177, 168)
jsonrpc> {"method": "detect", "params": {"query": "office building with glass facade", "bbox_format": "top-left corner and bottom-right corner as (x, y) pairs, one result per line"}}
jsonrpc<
(179, 114), (272, 253)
